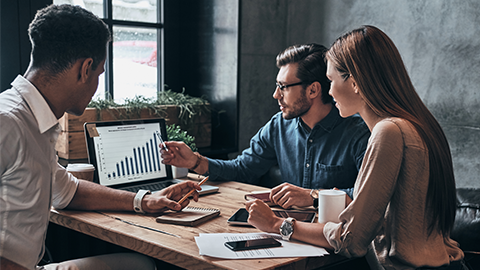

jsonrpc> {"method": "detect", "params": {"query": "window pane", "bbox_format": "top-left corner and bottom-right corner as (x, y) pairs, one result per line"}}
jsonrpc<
(53, 0), (103, 18)
(113, 26), (157, 103)
(113, 0), (157, 23)
(92, 72), (106, 100)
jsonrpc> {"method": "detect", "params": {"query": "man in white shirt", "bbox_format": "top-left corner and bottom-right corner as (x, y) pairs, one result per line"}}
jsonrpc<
(0, 4), (201, 270)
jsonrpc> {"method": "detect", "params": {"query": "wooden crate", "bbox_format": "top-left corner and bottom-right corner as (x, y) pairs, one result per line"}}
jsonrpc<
(55, 105), (211, 160)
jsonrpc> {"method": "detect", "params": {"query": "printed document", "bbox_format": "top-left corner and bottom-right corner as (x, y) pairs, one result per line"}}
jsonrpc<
(195, 232), (329, 259)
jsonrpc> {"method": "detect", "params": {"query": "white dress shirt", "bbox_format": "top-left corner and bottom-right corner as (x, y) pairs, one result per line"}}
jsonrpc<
(0, 75), (79, 269)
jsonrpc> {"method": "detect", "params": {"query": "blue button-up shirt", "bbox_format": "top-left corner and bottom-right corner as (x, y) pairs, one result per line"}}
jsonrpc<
(208, 106), (370, 198)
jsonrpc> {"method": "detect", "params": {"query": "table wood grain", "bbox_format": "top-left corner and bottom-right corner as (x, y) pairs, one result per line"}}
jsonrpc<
(50, 174), (347, 269)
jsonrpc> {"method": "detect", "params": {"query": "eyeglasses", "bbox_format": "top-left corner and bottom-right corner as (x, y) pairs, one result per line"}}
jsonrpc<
(275, 81), (303, 91)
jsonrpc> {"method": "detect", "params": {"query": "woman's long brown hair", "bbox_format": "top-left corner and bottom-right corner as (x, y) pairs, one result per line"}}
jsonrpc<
(327, 25), (456, 236)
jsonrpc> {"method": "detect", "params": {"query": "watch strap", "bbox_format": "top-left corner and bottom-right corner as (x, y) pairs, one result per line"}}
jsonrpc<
(310, 189), (319, 209)
(134, 189), (151, 214)
(189, 152), (202, 171)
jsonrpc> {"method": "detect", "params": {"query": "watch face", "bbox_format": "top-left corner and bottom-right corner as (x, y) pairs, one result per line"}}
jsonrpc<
(281, 221), (293, 236)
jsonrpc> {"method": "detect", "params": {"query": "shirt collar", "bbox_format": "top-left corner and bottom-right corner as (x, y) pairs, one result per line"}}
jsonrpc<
(11, 75), (59, 134)
(313, 105), (341, 133)
(296, 105), (341, 133)
(296, 117), (311, 132)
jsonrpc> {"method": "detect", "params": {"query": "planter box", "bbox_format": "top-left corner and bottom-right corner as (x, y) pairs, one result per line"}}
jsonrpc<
(55, 105), (211, 160)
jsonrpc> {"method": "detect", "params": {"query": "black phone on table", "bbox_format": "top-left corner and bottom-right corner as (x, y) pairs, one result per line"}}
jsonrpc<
(224, 238), (282, 251)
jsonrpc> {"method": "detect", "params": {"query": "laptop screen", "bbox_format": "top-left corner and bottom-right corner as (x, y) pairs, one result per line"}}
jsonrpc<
(84, 118), (172, 188)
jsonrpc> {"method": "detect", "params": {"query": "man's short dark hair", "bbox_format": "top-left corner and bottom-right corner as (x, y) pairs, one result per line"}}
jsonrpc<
(28, 4), (111, 74)
(276, 44), (332, 104)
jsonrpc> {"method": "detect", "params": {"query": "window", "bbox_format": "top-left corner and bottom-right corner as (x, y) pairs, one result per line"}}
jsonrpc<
(53, 0), (163, 103)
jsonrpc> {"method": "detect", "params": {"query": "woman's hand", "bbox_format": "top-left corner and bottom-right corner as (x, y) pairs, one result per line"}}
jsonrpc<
(245, 199), (283, 233)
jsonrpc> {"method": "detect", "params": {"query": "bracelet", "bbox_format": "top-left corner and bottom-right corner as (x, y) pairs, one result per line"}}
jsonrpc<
(133, 189), (151, 214)
(189, 152), (202, 171)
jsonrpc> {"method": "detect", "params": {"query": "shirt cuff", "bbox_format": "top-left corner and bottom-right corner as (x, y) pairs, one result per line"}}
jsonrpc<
(323, 221), (345, 254)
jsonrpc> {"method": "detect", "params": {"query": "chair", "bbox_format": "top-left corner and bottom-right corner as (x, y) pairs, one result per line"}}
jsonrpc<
(451, 188), (480, 270)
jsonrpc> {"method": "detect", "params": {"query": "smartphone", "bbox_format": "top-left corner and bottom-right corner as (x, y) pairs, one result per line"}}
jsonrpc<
(227, 208), (316, 226)
(227, 208), (251, 226)
(224, 238), (282, 251)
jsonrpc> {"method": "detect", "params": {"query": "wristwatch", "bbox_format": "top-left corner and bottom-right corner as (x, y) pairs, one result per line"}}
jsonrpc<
(134, 189), (151, 214)
(310, 189), (319, 209)
(280, 217), (295, 241)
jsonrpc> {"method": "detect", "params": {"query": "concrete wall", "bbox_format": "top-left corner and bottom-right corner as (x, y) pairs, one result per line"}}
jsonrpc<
(238, 0), (480, 188)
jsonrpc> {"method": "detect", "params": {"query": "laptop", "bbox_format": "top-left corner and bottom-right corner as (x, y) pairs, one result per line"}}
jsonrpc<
(83, 118), (218, 195)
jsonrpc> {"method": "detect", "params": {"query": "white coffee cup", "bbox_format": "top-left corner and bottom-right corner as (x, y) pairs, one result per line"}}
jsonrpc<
(66, 163), (95, 181)
(318, 189), (346, 223)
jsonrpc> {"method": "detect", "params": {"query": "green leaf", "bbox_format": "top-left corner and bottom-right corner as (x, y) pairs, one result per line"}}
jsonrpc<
(166, 124), (197, 152)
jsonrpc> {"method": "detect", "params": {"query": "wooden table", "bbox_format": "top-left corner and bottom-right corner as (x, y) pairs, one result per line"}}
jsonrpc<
(49, 174), (348, 269)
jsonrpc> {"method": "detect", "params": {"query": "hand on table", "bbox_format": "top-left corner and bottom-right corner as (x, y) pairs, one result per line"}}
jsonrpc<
(142, 181), (201, 213)
(270, 183), (313, 209)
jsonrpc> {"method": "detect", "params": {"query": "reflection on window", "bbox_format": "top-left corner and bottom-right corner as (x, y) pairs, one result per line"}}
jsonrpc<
(54, 0), (157, 21)
(113, 26), (157, 103)
(53, 0), (103, 18)
(113, 0), (157, 23)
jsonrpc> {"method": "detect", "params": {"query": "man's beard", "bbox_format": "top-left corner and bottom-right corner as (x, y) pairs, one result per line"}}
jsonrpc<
(282, 92), (311, 120)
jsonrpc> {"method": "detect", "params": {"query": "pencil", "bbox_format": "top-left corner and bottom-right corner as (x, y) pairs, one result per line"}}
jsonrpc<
(177, 176), (209, 204)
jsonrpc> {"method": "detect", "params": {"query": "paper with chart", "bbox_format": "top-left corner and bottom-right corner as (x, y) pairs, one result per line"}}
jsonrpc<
(194, 232), (329, 259)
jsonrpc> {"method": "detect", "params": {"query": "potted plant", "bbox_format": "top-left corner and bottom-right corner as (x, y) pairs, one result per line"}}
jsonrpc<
(166, 124), (197, 178)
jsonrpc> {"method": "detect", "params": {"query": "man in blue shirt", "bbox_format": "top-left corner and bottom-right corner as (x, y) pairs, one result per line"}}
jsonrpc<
(161, 44), (370, 209)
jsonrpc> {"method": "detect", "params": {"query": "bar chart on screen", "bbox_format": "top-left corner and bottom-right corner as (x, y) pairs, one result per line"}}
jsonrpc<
(93, 123), (168, 186)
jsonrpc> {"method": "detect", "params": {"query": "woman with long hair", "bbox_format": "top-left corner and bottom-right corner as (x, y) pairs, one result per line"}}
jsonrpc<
(245, 25), (464, 269)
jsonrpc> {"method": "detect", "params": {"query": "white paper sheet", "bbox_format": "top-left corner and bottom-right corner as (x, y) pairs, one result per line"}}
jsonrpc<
(194, 232), (329, 259)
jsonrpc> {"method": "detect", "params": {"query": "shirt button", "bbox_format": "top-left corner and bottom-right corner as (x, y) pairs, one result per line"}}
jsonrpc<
(306, 163), (310, 168)
(309, 139), (313, 143)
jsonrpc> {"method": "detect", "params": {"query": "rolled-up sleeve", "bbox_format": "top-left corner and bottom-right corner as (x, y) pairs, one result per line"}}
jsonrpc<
(52, 162), (79, 209)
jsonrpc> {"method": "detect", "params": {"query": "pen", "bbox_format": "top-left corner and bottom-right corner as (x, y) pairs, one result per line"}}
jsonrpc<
(155, 131), (169, 152)
(177, 176), (209, 204)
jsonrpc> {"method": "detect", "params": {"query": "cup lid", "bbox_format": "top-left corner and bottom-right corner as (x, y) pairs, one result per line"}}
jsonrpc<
(66, 163), (95, 172)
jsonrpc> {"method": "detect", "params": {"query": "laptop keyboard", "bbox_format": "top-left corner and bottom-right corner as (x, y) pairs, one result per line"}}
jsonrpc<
(119, 179), (219, 195)
(122, 181), (175, 193)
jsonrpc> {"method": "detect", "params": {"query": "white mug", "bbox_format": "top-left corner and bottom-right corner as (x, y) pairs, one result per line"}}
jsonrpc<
(318, 190), (346, 223)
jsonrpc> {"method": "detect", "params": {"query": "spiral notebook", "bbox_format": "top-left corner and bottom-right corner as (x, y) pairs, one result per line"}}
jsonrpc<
(155, 206), (220, 226)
